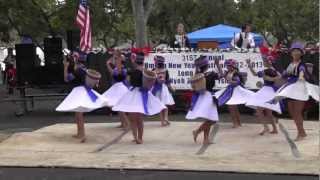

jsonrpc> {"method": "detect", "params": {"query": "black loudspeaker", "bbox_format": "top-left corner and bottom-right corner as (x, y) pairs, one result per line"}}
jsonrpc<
(67, 30), (80, 51)
(15, 44), (36, 85)
(43, 37), (64, 84)
(44, 37), (63, 66)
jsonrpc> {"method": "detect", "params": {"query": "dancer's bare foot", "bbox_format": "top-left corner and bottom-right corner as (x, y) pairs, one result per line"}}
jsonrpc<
(294, 134), (307, 141)
(232, 124), (240, 128)
(122, 126), (130, 131)
(259, 129), (270, 136)
(79, 136), (86, 143)
(116, 124), (124, 128)
(192, 130), (199, 143)
(203, 139), (212, 145)
(72, 134), (81, 139)
(136, 139), (143, 144)
(269, 130), (278, 134)
(161, 120), (170, 127)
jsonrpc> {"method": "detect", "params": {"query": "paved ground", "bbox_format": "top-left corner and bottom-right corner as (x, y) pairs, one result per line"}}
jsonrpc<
(0, 121), (318, 174)
(0, 85), (318, 179)
(0, 167), (317, 180)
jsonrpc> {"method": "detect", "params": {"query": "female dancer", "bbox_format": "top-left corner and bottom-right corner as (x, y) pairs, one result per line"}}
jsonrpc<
(103, 49), (130, 129)
(273, 42), (319, 141)
(214, 59), (254, 128)
(56, 51), (109, 143)
(186, 56), (219, 145)
(246, 56), (280, 135)
(112, 52), (166, 144)
(152, 55), (175, 126)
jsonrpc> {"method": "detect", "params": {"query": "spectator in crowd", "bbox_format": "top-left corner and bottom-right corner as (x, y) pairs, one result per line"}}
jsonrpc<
(171, 23), (190, 48)
(0, 62), (3, 85)
(4, 48), (16, 94)
(303, 42), (319, 85)
(6, 63), (16, 95)
(4, 48), (15, 66)
(231, 23), (255, 49)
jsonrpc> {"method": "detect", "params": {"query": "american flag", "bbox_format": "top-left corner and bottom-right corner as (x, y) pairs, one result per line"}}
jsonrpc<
(76, 0), (92, 52)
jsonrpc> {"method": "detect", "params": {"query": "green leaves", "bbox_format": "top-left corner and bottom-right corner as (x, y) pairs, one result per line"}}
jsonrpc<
(0, 0), (318, 47)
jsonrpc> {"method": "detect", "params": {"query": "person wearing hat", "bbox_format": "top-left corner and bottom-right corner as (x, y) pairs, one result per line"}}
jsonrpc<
(186, 56), (220, 145)
(112, 52), (166, 144)
(151, 55), (175, 127)
(214, 58), (254, 128)
(103, 49), (130, 130)
(245, 55), (281, 135)
(56, 51), (109, 143)
(272, 42), (319, 141)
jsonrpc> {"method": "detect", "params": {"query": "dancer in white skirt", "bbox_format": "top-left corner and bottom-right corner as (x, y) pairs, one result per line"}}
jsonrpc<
(56, 52), (109, 143)
(246, 56), (280, 135)
(103, 49), (130, 129)
(214, 59), (254, 128)
(272, 42), (319, 141)
(186, 56), (220, 145)
(152, 55), (175, 126)
(112, 52), (166, 144)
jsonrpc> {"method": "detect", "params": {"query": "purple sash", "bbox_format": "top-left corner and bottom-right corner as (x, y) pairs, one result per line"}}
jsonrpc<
(217, 84), (236, 106)
(139, 87), (149, 114)
(67, 73), (75, 82)
(151, 81), (163, 96)
(113, 68), (130, 89)
(84, 85), (98, 102)
(122, 80), (130, 89)
(190, 92), (200, 111)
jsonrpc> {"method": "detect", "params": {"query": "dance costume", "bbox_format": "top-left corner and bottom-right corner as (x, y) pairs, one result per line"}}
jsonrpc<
(102, 67), (130, 107)
(246, 68), (282, 113)
(56, 66), (109, 112)
(273, 62), (319, 102)
(112, 68), (166, 115)
(186, 71), (219, 121)
(152, 69), (175, 106)
(214, 70), (254, 106)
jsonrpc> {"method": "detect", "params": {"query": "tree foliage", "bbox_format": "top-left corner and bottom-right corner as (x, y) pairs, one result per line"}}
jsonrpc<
(0, 0), (318, 48)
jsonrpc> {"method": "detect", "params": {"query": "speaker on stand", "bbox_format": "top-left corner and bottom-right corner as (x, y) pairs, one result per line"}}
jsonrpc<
(43, 37), (64, 85)
(66, 30), (80, 52)
(15, 43), (36, 86)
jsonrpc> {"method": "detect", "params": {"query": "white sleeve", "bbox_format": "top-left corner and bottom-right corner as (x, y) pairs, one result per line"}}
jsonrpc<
(231, 33), (240, 48)
(249, 33), (255, 48)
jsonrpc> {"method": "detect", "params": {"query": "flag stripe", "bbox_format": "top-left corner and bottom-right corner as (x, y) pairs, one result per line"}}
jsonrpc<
(76, 0), (91, 53)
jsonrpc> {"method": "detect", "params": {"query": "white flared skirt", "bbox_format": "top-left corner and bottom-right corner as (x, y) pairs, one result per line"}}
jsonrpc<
(246, 86), (282, 113)
(274, 80), (319, 102)
(214, 85), (255, 105)
(152, 84), (175, 105)
(102, 82), (129, 107)
(112, 88), (166, 116)
(56, 86), (109, 112)
(186, 91), (219, 121)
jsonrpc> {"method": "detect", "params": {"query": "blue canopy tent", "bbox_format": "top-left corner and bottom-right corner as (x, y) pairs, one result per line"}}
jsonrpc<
(187, 24), (264, 48)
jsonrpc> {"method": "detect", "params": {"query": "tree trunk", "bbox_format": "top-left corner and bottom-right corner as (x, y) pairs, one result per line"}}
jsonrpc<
(135, 17), (147, 48)
(131, 0), (154, 48)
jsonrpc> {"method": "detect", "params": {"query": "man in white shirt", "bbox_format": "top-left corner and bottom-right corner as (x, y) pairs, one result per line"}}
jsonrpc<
(231, 24), (255, 49)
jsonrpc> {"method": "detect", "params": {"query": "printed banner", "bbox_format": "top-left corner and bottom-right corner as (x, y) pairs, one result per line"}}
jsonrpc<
(145, 52), (264, 90)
